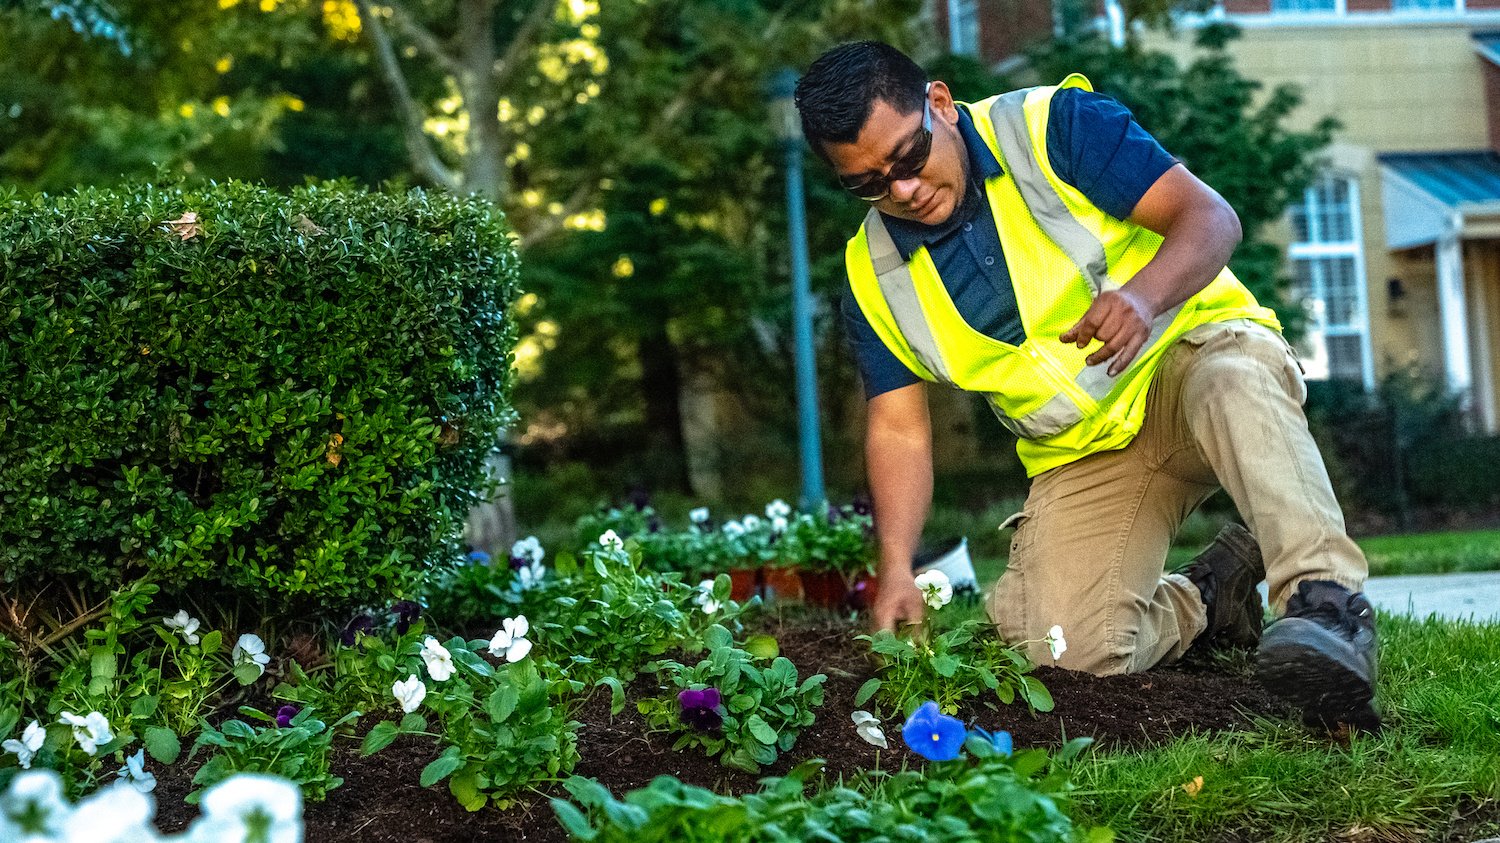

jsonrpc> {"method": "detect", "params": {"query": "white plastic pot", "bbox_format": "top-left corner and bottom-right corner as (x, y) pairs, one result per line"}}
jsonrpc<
(913, 536), (977, 590)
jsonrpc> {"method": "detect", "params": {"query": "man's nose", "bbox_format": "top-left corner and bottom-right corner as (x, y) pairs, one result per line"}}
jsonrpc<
(888, 174), (921, 203)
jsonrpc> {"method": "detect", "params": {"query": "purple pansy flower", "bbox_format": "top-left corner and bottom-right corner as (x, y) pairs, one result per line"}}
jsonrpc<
(391, 600), (422, 634)
(340, 614), (375, 647)
(677, 687), (724, 731)
(851, 494), (873, 517)
(275, 705), (300, 728)
(902, 701), (966, 762)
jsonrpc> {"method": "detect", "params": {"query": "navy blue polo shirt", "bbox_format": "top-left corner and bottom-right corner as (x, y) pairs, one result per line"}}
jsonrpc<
(842, 87), (1178, 399)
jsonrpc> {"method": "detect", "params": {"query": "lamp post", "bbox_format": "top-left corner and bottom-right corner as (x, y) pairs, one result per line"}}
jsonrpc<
(769, 67), (826, 510)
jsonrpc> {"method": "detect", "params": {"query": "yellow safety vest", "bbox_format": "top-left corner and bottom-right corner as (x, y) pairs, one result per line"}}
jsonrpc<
(846, 74), (1281, 477)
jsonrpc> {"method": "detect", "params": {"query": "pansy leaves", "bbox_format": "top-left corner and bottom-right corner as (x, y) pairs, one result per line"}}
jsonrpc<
(361, 721), (399, 756)
(420, 745), (465, 787)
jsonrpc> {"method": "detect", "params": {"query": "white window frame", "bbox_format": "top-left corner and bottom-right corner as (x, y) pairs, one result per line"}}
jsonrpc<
(1286, 174), (1376, 389)
(947, 0), (981, 56)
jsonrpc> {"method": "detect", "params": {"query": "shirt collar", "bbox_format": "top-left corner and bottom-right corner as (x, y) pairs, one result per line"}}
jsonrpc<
(880, 103), (1005, 261)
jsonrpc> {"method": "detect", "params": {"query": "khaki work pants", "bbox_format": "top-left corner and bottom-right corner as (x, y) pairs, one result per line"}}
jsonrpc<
(986, 320), (1368, 675)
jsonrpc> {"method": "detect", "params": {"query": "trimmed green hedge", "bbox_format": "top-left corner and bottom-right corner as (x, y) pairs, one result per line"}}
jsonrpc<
(0, 182), (519, 606)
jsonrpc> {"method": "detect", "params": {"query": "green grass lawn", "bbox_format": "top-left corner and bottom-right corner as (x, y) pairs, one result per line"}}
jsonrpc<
(1069, 613), (1500, 842)
(956, 528), (1500, 840)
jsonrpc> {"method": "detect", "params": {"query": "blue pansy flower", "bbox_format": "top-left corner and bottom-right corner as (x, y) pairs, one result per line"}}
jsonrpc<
(970, 726), (1013, 756)
(901, 701), (966, 761)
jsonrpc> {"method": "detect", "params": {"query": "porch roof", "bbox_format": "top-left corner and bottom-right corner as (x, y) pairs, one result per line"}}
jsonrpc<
(1378, 151), (1500, 249)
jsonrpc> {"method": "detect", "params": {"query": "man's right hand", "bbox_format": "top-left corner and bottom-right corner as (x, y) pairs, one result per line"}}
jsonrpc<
(873, 573), (927, 631)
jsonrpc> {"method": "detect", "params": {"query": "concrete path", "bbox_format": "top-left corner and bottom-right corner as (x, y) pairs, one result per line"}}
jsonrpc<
(1361, 571), (1500, 623)
(1259, 571), (1500, 622)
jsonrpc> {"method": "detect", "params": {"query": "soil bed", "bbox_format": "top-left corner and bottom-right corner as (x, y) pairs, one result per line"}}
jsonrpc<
(152, 611), (1291, 842)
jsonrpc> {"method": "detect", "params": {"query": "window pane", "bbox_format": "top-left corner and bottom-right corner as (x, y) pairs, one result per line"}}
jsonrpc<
(1323, 257), (1360, 326)
(1272, 0), (1336, 13)
(1392, 0), (1456, 10)
(1326, 335), (1365, 382)
(949, 0), (980, 55)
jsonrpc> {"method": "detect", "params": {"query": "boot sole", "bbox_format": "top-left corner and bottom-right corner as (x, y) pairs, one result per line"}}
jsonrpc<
(1256, 617), (1377, 725)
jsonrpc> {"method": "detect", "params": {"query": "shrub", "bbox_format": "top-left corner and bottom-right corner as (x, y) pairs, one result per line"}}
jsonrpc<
(0, 181), (519, 608)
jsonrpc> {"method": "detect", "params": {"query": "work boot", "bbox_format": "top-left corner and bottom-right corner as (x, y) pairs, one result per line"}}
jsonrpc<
(1257, 580), (1380, 732)
(1182, 523), (1266, 650)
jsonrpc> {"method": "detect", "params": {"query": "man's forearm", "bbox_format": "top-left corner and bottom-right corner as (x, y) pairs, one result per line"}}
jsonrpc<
(1128, 200), (1241, 317)
(867, 424), (933, 578)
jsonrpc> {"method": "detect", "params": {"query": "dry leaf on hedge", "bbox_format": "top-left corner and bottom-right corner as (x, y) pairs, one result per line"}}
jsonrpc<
(1180, 775), (1204, 797)
(293, 214), (326, 236)
(166, 212), (202, 241)
(327, 432), (344, 466)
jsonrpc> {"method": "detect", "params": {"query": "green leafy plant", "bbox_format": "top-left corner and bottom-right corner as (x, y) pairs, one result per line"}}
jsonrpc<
(781, 505), (876, 577)
(188, 705), (355, 803)
(855, 619), (1054, 718)
(553, 737), (1103, 842)
(359, 637), (580, 811)
(531, 540), (750, 686)
(0, 181), (520, 610)
(638, 625), (825, 773)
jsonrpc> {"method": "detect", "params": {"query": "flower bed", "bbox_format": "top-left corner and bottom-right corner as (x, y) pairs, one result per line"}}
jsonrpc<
(80, 612), (1279, 842)
(0, 529), (1311, 842)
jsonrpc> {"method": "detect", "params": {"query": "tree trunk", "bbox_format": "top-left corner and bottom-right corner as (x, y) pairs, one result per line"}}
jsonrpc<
(638, 324), (693, 495)
(457, 0), (506, 201)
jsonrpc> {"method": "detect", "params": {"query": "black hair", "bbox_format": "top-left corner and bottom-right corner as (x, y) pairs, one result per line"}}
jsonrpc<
(794, 41), (927, 158)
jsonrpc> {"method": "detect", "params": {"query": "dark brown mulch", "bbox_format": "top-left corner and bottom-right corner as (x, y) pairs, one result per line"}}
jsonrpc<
(150, 611), (1289, 843)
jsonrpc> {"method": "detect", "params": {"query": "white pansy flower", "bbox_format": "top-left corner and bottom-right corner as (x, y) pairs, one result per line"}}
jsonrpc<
(598, 529), (624, 551)
(3, 720), (45, 769)
(851, 710), (888, 749)
(1047, 625), (1068, 661)
(771, 515), (788, 534)
(487, 616), (533, 663)
(689, 507), (710, 524)
(722, 520), (746, 538)
(232, 634), (271, 676)
(514, 559), (545, 591)
(163, 609), (201, 645)
(1, 769), (70, 839)
(511, 536), (544, 565)
(61, 781), (157, 843)
(188, 773), (302, 843)
(914, 569), (953, 610)
(58, 711), (114, 756)
(741, 514), (762, 532)
(765, 499), (792, 519)
(392, 675), (426, 713)
(693, 580), (721, 615)
(117, 749), (157, 794)
(419, 636), (455, 682)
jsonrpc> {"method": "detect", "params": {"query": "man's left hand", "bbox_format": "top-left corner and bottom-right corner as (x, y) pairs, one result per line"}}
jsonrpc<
(1060, 288), (1155, 376)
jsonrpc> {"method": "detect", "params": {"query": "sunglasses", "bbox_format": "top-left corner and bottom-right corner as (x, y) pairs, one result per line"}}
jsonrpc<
(839, 83), (933, 202)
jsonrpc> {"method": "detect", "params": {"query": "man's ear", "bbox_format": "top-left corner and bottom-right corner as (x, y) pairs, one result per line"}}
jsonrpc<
(927, 80), (959, 125)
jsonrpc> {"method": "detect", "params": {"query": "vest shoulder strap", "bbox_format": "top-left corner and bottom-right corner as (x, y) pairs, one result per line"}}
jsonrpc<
(987, 88), (1116, 297)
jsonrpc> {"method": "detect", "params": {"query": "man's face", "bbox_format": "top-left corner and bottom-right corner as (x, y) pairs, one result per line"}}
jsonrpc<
(821, 81), (967, 227)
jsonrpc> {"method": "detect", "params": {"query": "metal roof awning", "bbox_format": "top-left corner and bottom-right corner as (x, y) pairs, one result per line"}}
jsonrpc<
(1379, 151), (1500, 249)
